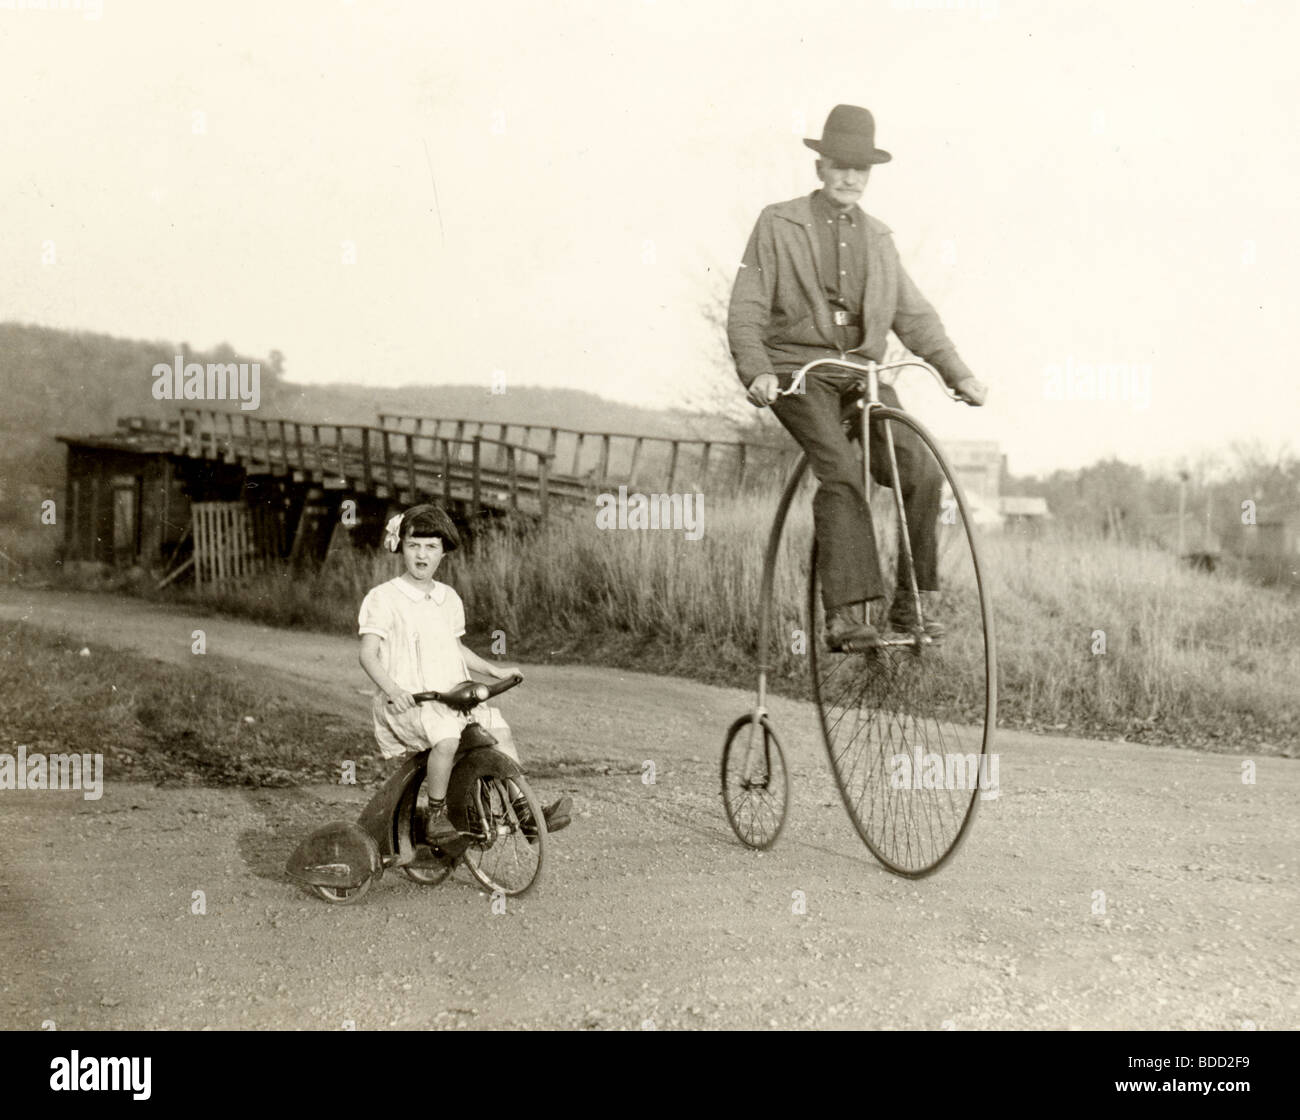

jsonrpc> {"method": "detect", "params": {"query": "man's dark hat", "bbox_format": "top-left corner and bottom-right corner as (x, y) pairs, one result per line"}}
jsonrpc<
(803, 104), (892, 166)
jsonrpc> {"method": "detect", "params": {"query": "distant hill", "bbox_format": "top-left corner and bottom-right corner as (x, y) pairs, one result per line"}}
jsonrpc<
(0, 323), (288, 518)
(0, 322), (773, 522)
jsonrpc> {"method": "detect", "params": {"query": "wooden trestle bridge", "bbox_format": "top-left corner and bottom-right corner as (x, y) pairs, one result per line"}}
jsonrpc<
(59, 408), (795, 589)
(175, 407), (793, 520)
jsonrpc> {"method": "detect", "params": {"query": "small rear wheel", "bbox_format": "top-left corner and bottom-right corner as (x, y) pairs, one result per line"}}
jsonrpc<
(720, 713), (789, 850)
(461, 774), (545, 897)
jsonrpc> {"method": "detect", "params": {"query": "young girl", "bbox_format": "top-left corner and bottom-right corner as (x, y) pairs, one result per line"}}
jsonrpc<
(357, 503), (570, 843)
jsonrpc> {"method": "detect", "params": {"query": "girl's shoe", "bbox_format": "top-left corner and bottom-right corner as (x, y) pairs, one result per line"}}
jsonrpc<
(421, 804), (461, 846)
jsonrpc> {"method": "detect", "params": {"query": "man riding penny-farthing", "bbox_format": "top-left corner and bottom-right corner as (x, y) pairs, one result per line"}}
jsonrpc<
(720, 105), (997, 877)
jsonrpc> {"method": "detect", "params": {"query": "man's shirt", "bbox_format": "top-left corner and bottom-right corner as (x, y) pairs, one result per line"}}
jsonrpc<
(810, 189), (867, 351)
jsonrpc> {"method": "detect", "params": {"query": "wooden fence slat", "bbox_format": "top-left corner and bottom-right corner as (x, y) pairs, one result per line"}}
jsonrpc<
(234, 505), (243, 580)
(192, 505), (202, 589)
(382, 429), (394, 494)
(471, 437), (482, 510)
(232, 504), (242, 579)
(214, 505), (226, 585)
(628, 437), (644, 488)
(405, 433), (417, 502)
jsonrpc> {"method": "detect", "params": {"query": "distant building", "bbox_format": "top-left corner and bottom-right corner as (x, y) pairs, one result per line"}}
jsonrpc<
(998, 495), (1052, 525)
(945, 441), (1051, 530)
(1229, 506), (1300, 583)
(945, 441), (1002, 506)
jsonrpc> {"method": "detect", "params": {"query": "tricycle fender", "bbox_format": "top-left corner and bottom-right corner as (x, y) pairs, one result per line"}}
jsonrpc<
(445, 747), (521, 832)
(285, 822), (382, 889)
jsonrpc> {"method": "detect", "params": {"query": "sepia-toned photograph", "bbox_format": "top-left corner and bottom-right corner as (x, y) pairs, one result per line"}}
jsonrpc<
(1, 0), (1296, 1062)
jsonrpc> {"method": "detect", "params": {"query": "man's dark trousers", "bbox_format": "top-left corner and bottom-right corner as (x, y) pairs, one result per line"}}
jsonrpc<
(770, 369), (943, 611)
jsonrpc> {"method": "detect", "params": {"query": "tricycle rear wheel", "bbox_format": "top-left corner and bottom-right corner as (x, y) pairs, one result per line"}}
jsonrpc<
(310, 878), (373, 905)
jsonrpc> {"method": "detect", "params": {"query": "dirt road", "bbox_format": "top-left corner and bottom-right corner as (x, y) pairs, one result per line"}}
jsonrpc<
(1, 588), (1295, 1030)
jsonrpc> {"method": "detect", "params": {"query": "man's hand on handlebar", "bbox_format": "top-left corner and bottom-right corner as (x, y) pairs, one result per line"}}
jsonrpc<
(489, 665), (522, 681)
(746, 373), (781, 408)
(953, 376), (988, 407)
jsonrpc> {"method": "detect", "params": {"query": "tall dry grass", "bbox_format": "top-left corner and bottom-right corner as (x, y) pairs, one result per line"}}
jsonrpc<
(189, 487), (1298, 753)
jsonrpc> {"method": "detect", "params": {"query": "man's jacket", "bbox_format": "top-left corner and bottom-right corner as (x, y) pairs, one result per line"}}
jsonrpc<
(727, 194), (973, 389)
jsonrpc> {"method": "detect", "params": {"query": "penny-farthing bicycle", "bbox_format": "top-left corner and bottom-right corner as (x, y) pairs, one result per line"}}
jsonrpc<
(721, 356), (996, 877)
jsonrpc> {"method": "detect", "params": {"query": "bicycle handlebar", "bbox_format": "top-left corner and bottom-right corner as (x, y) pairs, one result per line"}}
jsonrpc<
(412, 674), (522, 709)
(777, 357), (962, 403)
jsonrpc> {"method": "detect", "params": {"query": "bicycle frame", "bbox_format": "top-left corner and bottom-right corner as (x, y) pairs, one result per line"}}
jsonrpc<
(746, 356), (957, 763)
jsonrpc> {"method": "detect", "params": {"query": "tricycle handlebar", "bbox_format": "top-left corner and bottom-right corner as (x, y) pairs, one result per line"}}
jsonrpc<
(412, 674), (522, 710)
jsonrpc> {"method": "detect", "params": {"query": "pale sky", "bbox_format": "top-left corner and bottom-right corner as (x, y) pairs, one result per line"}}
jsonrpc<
(2, 0), (1297, 475)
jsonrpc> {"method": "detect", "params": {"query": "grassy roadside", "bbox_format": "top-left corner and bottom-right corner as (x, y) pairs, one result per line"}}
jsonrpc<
(0, 621), (383, 787)
(19, 489), (1300, 758)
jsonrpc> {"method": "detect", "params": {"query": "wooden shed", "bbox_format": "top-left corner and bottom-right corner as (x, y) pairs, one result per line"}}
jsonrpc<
(57, 418), (194, 569)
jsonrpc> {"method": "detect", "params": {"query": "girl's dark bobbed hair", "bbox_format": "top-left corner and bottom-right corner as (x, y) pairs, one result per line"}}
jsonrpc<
(398, 504), (461, 552)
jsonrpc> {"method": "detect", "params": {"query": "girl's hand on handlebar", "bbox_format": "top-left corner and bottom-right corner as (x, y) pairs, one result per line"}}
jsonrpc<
(746, 373), (781, 408)
(385, 689), (417, 714)
(489, 666), (522, 681)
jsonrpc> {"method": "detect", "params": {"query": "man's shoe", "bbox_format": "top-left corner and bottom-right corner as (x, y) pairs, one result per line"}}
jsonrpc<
(888, 590), (946, 639)
(826, 605), (881, 652)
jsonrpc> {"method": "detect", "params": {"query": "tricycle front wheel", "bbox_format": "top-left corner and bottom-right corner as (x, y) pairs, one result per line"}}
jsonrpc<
(461, 774), (545, 898)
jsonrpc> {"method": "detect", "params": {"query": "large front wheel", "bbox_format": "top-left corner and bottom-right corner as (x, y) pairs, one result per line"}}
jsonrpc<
(808, 406), (996, 877)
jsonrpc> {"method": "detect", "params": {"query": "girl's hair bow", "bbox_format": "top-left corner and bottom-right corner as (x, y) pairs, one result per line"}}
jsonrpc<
(383, 513), (403, 553)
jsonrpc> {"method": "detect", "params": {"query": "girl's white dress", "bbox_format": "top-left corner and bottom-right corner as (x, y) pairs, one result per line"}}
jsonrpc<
(358, 577), (508, 758)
